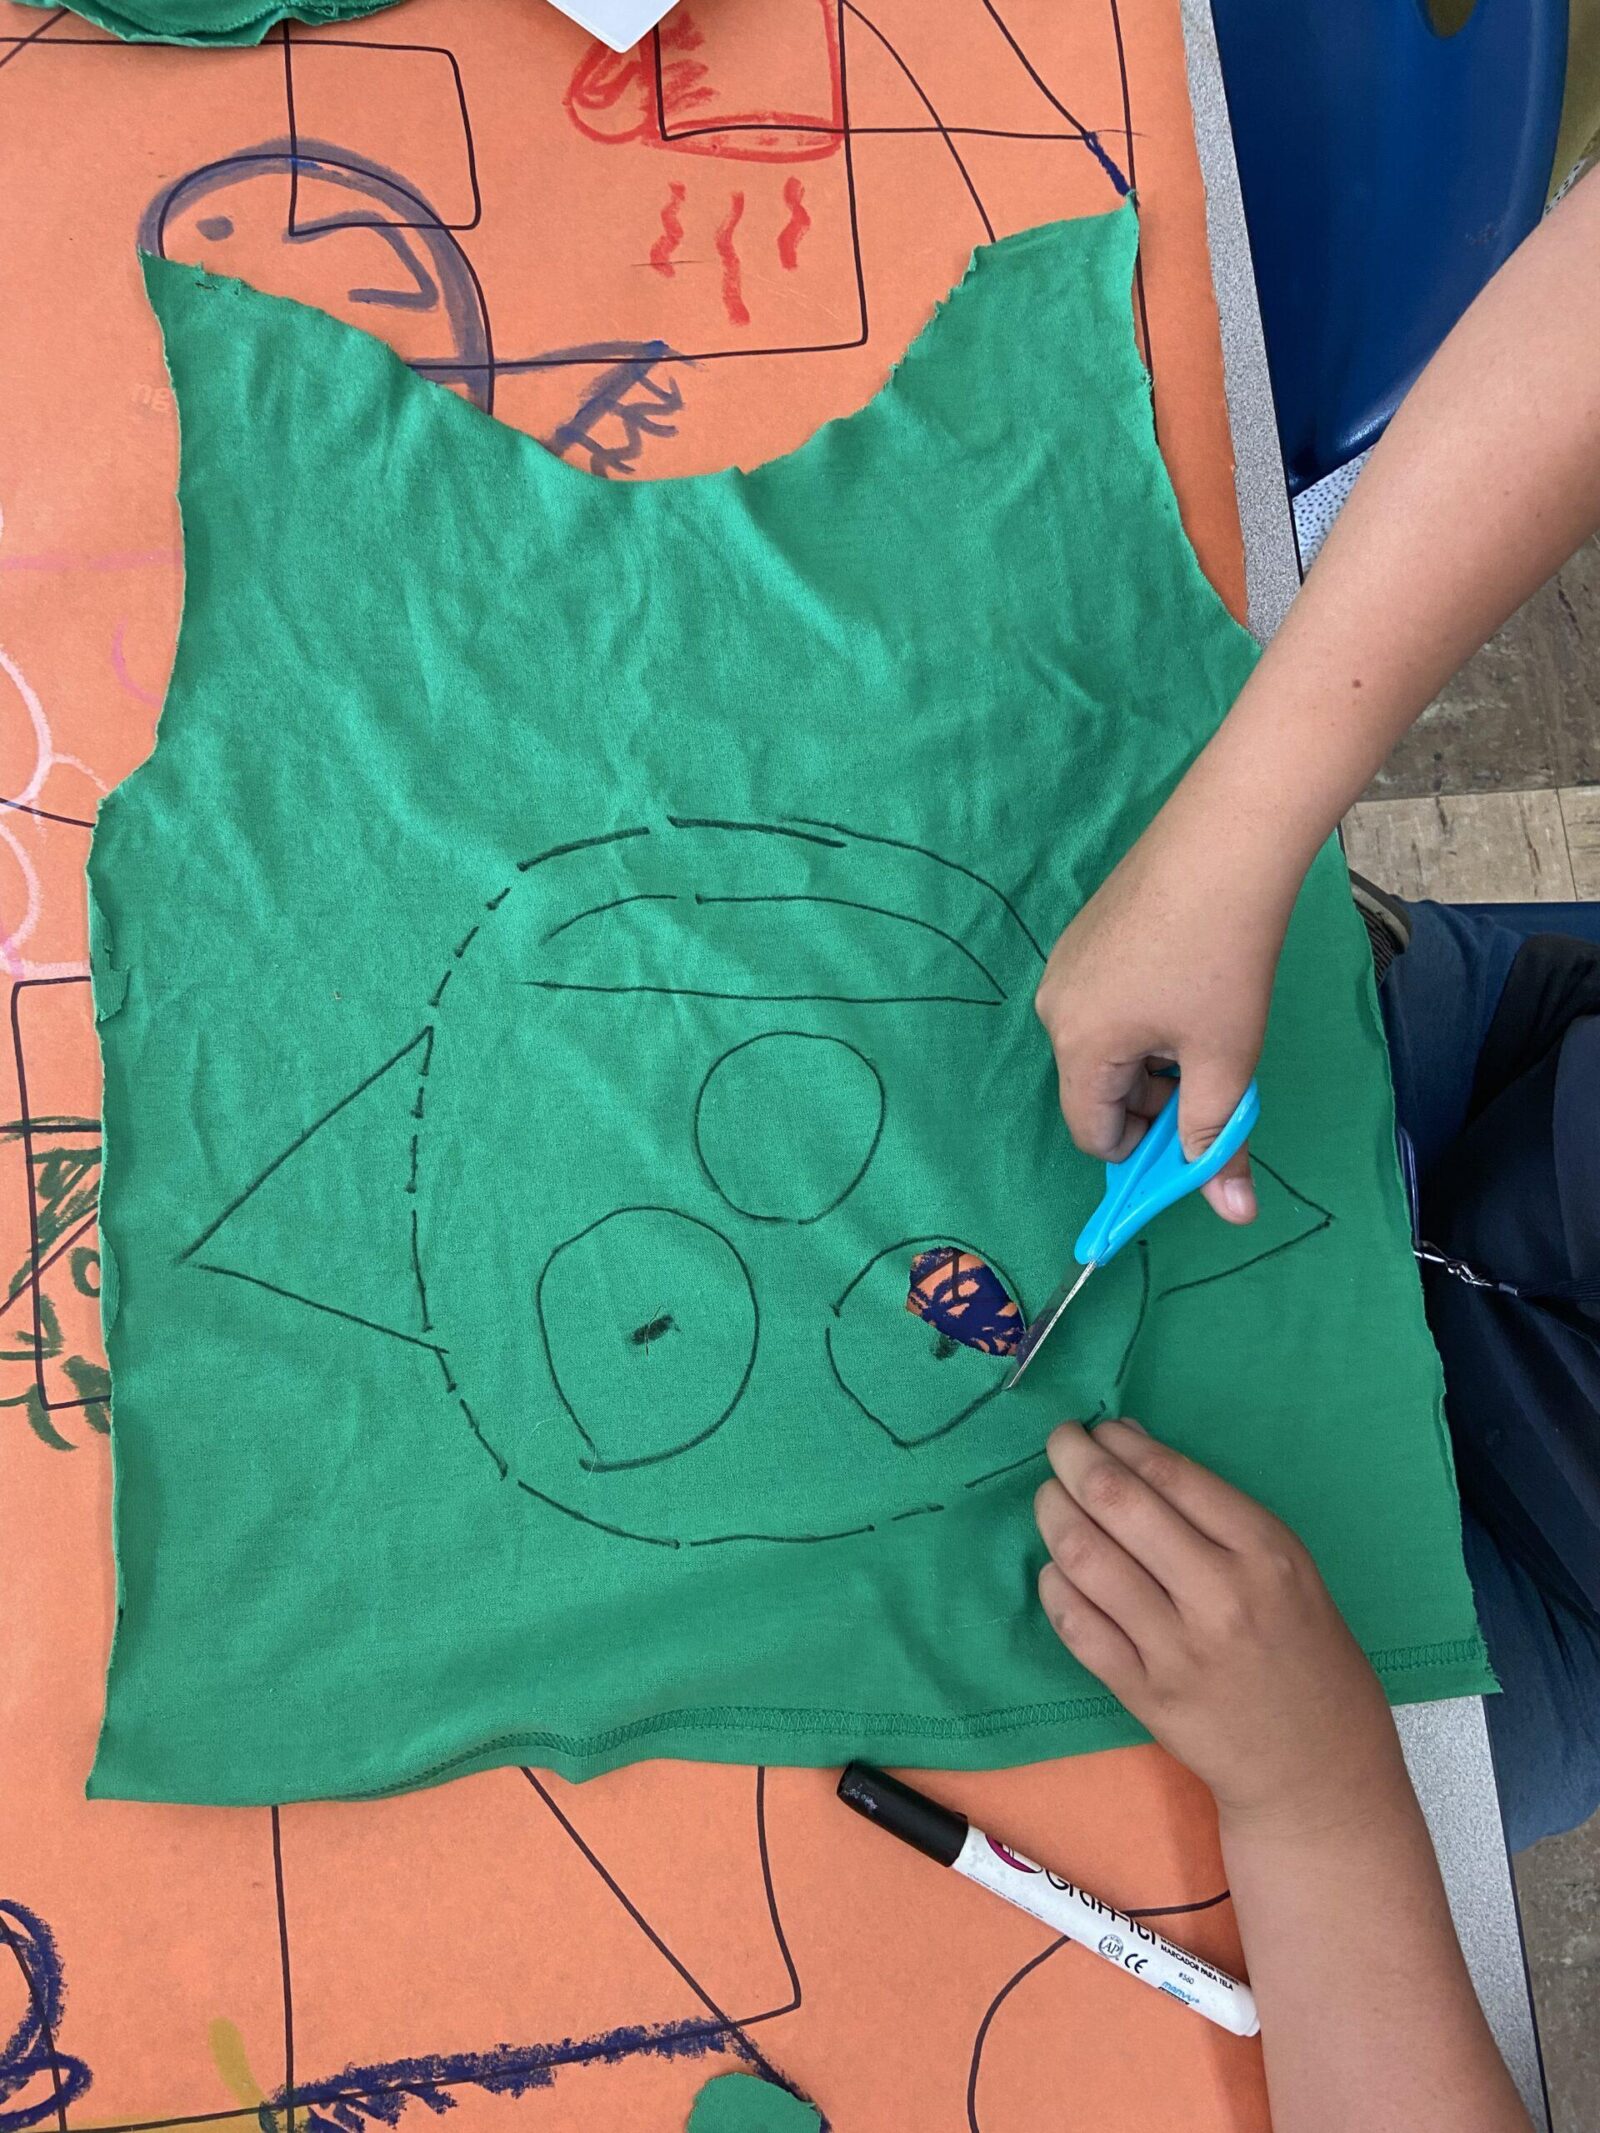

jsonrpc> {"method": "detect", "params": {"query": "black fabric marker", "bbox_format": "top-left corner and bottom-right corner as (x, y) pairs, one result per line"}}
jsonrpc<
(837, 1763), (1259, 2037)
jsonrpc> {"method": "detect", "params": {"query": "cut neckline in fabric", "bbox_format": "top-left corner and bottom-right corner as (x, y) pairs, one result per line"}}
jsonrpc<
(144, 208), (1128, 501)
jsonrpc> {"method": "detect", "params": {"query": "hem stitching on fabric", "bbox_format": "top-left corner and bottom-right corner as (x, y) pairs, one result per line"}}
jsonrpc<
(334, 1636), (1490, 1798)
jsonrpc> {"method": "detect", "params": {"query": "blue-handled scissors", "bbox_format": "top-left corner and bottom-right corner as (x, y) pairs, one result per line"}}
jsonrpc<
(1003, 1075), (1261, 1389)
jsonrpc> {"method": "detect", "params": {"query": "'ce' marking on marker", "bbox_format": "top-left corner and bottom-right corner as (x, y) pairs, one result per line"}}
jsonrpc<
(1124, 1954), (1149, 1976)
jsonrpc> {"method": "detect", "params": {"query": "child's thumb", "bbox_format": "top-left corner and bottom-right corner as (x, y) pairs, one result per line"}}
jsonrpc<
(1177, 1054), (1258, 1224)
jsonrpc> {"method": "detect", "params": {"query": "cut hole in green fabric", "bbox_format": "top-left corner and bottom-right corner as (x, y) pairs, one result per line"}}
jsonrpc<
(906, 1246), (1024, 1356)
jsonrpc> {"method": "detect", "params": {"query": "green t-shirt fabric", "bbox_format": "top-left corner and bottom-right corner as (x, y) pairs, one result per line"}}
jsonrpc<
(89, 204), (1490, 1805)
(15, 0), (391, 44)
(686, 2074), (822, 2133)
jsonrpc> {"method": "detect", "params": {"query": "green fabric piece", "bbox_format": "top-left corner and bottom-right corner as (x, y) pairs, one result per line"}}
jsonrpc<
(686, 2074), (821, 2133)
(89, 205), (1491, 1805)
(15, 0), (392, 45)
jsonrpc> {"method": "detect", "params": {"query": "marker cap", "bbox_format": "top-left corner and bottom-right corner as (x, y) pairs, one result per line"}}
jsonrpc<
(837, 1763), (968, 1867)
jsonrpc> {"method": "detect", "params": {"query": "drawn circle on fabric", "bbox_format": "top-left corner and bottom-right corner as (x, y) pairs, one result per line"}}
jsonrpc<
(826, 1235), (1021, 1448)
(536, 1208), (758, 1473)
(693, 1032), (886, 1224)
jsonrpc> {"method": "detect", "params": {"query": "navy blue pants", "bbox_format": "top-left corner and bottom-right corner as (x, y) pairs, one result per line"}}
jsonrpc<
(1381, 900), (1600, 1852)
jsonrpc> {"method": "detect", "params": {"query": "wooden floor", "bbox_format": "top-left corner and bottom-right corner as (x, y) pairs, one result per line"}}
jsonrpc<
(1345, 785), (1600, 903)
(1335, 531), (1600, 2133)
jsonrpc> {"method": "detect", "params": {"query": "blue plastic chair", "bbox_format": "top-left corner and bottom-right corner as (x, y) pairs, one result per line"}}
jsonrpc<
(1211, 0), (1568, 493)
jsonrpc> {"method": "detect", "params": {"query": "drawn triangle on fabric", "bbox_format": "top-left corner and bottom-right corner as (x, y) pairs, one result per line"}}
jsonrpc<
(180, 1028), (435, 1349)
(1150, 1150), (1336, 1303)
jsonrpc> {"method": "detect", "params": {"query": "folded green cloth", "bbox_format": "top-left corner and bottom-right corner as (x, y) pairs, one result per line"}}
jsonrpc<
(14, 0), (390, 41)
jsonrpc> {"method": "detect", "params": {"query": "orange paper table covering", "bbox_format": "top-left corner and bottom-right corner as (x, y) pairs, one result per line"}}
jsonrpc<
(2, 3), (1277, 2125)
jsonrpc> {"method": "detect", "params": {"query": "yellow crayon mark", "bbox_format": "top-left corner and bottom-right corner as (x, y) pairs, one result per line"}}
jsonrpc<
(208, 2017), (279, 2133)
(79, 2116), (264, 2133)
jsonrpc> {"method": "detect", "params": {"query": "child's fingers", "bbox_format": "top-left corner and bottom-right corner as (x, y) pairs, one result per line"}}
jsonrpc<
(1049, 1046), (1146, 1161)
(1102, 1061), (1179, 1159)
(1034, 1479), (1179, 1652)
(1037, 1562), (1145, 1697)
(1198, 1147), (1256, 1224)
(1045, 1422), (1224, 1603)
(1176, 1051), (1258, 1224)
(1092, 1419), (1278, 1554)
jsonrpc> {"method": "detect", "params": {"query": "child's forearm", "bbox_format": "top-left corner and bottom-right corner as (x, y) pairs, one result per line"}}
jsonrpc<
(1220, 1764), (1531, 2133)
(1167, 166), (1600, 888)
(1035, 171), (1599, 1187)
(1032, 1423), (1532, 2130)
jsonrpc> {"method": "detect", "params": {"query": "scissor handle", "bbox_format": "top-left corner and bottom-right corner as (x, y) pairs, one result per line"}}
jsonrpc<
(1073, 1077), (1261, 1268)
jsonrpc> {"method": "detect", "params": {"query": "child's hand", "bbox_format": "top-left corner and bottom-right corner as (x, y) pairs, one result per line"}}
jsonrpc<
(1033, 809), (1295, 1226)
(1034, 1418), (1407, 1837)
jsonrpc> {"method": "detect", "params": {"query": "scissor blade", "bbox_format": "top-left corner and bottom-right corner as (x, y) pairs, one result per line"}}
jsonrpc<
(1003, 1260), (1096, 1389)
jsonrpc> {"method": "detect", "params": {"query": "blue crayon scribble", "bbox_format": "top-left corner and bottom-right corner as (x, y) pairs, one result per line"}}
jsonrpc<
(0, 1901), (93, 2132)
(542, 343), (686, 478)
(138, 139), (495, 411)
(1082, 130), (1130, 196)
(271, 2013), (819, 2133)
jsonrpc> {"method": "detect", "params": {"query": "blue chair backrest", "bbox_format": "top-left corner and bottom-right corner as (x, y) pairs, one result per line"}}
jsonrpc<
(1212, 0), (1567, 492)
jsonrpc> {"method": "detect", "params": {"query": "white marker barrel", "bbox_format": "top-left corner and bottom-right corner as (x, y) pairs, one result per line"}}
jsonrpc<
(955, 1827), (1260, 2038)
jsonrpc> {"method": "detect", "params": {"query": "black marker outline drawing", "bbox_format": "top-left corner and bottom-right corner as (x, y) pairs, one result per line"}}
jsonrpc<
(515, 1476), (683, 1550)
(841, 0), (995, 244)
(667, 816), (845, 850)
(280, 23), (481, 234)
(963, 1443), (1054, 1493)
(518, 825), (653, 873)
(181, 1029), (433, 1269)
(171, 813), (1049, 1540)
(541, 892), (678, 947)
(240, 1777), (816, 2133)
(1113, 1238), (1150, 1388)
(691, 893), (1007, 1002)
(1154, 1156), (1335, 1299)
(526, 977), (1003, 1007)
(523, 827), (1021, 1009)
(535, 1205), (760, 1474)
(440, 819), (1046, 1532)
(784, 815), (1048, 962)
(174, 811), (1337, 1548)
(692, 1031), (886, 1226)
(964, 1888), (1232, 2132)
(6, 979), (105, 1424)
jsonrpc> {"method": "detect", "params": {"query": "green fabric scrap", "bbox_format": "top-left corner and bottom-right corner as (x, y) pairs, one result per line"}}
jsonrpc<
(15, 0), (392, 45)
(686, 2074), (822, 2133)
